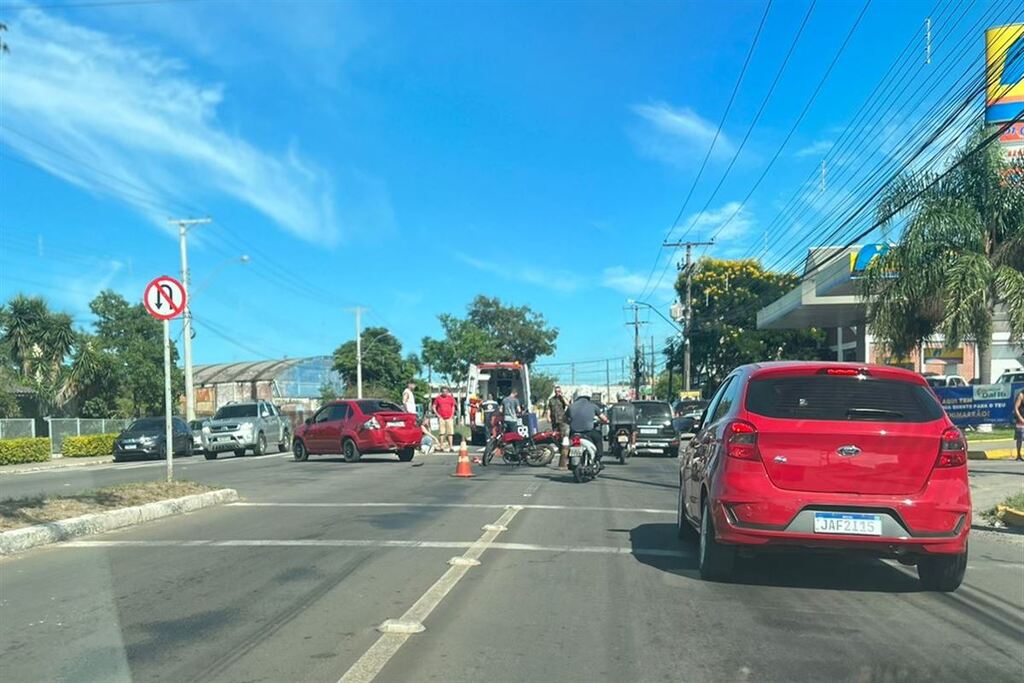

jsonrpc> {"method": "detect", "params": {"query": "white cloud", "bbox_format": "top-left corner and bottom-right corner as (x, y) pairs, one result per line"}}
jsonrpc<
(679, 201), (755, 242)
(794, 140), (834, 158)
(454, 253), (580, 293)
(601, 265), (676, 296)
(2, 9), (341, 244)
(630, 102), (734, 167)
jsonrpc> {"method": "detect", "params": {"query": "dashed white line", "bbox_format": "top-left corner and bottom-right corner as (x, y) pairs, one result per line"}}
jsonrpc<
(336, 505), (522, 683)
(227, 502), (674, 515)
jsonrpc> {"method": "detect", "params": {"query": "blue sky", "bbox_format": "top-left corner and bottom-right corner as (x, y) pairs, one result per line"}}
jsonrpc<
(1, 0), (1017, 384)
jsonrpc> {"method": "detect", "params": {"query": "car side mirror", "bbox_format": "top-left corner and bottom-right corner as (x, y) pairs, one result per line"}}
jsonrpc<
(304, 417), (312, 425)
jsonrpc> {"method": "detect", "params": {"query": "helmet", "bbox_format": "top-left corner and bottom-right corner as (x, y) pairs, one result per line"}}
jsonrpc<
(616, 391), (628, 402)
(573, 389), (590, 401)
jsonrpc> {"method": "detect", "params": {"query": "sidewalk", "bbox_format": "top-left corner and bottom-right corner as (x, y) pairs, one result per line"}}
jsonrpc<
(968, 459), (1024, 515)
(0, 455), (113, 476)
(966, 438), (1019, 461)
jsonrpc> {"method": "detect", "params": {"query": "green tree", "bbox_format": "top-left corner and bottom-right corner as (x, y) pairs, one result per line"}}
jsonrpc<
(863, 127), (1024, 383)
(332, 327), (419, 401)
(530, 371), (557, 404)
(421, 296), (558, 380)
(0, 295), (81, 414)
(90, 290), (184, 416)
(675, 258), (830, 396)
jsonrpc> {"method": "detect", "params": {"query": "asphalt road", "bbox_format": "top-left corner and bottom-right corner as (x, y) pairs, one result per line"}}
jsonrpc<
(1, 453), (1022, 682)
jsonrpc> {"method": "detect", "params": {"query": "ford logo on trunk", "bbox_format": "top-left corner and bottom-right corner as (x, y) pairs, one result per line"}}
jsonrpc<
(836, 445), (861, 457)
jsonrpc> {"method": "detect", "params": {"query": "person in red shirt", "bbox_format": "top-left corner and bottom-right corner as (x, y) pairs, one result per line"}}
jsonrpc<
(432, 386), (457, 453)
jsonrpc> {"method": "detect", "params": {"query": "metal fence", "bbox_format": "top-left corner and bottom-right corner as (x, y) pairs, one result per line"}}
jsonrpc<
(46, 418), (131, 455)
(0, 418), (36, 440)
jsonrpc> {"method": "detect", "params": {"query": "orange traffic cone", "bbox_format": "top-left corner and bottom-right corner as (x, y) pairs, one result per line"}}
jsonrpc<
(452, 442), (475, 478)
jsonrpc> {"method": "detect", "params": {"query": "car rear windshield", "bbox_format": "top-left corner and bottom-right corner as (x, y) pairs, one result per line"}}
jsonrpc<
(214, 404), (258, 419)
(634, 402), (672, 423)
(356, 400), (404, 414)
(746, 375), (945, 423)
(128, 418), (163, 430)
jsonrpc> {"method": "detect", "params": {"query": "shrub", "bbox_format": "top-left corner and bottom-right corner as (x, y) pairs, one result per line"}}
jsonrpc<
(0, 438), (51, 466)
(62, 433), (119, 457)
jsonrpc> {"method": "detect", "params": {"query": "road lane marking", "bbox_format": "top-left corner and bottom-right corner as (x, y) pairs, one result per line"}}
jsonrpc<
(227, 502), (674, 514)
(58, 538), (693, 558)
(337, 505), (522, 683)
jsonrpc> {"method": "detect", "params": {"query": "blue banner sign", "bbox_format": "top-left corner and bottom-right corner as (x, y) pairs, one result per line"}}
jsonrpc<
(934, 383), (1024, 426)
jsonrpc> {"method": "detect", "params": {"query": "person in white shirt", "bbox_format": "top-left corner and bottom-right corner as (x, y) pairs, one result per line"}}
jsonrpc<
(402, 381), (417, 415)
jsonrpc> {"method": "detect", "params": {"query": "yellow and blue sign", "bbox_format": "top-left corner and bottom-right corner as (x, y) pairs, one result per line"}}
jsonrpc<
(986, 24), (1024, 124)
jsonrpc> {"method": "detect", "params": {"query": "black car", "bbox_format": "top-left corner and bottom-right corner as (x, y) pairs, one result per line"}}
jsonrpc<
(632, 400), (678, 456)
(113, 417), (194, 461)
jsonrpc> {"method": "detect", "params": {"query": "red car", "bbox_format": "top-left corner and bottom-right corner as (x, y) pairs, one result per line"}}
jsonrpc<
(678, 362), (970, 591)
(293, 399), (421, 463)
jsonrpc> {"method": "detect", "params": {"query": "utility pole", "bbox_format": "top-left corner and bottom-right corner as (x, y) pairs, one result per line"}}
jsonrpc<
(605, 358), (610, 401)
(650, 337), (656, 396)
(170, 217), (211, 422)
(667, 340), (675, 399)
(571, 362), (576, 388)
(625, 303), (647, 398)
(346, 306), (365, 398)
(664, 240), (714, 392)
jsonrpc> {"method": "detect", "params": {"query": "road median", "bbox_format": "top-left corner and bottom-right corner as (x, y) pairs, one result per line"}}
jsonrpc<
(0, 482), (238, 556)
(967, 448), (1018, 460)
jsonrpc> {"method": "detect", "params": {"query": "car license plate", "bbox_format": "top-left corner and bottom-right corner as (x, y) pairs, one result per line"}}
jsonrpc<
(813, 512), (882, 536)
(387, 421), (405, 428)
(617, 435), (629, 444)
(124, 444), (137, 450)
(639, 427), (657, 435)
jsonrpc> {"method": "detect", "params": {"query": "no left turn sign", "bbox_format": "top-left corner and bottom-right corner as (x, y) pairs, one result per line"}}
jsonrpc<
(143, 275), (187, 320)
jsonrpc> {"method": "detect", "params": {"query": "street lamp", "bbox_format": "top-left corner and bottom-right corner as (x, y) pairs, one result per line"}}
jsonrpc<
(190, 254), (250, 300)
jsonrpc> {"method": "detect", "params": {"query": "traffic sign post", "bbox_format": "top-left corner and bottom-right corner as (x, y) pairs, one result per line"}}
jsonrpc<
(143, 276), (187, 482)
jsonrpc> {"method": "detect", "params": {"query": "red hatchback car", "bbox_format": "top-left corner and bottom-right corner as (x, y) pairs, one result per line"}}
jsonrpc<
(678, 362), (970, 591)
(293, 399), (421, 463)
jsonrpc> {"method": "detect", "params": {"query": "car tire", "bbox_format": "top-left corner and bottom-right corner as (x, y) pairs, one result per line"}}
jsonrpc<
(234, 449), (246, 458)
(293, 439), (309, 462)
(677, 484), (697, 540)
(254, 432), (266, 456)
(398, 447), (415, 462)
(917, 548), (967, 592)
(279, 431), (290, 453)
(185, 442), (194, 457)
(343, 439), (361, 463)
(698, 498), (735, 581)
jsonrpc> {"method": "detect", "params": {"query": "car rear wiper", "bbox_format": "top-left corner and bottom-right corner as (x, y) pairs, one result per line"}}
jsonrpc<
(846, 407), (904, 419)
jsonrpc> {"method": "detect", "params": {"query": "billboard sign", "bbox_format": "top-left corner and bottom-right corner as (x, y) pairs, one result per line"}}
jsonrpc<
(985, 24), (1024, 124)
(934, 382), (1023, 426)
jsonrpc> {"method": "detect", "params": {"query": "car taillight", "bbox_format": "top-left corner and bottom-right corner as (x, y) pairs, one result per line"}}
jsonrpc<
(819, 367), (870, 377)
(724, 420), (759, 461)
(363, 417), (381, 430)
(571, 435), (581, 446)
(936, 427), (967, 467)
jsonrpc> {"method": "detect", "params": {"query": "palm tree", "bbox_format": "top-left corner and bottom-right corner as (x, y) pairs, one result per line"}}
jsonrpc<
(864, 126), (1024, 383)
(0, 295), (48, 377)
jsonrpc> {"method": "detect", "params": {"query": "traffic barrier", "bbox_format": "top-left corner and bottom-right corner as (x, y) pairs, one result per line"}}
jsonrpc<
(452, 442), (475, 478)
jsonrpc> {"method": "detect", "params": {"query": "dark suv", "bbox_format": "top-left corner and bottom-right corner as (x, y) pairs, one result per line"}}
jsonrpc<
(632, 401), (679, 456)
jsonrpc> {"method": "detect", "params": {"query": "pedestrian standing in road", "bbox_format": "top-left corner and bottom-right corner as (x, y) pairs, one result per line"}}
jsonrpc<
(1014, 387), (1024, 461)
(433, 386), (457, 453)
(402, 381), (417, 415)
(502, 389), (522, 434)
(545, 386), (570, 470)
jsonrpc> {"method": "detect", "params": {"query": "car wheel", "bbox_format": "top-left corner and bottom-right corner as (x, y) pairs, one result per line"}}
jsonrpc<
(698, 498), (735, 581)
(917, 548), (967, 592)
(279, 431), (290, 453)
(254, 432), (266, 456)
(234, 449), (246, 458)
(677, 484), (697, 540)
(343, 439), (361, 463)
(398, 447), (415, 462)
(205, 452), (218, 460)
(293, 439), (309, 462)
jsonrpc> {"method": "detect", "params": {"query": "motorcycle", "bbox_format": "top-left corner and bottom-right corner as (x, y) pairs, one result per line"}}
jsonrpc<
(609, 426), (633, 465)
(568, 433), (600, 483)
(482, 422), (558, 467)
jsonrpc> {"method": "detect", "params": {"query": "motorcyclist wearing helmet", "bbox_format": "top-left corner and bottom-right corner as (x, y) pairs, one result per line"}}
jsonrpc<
(607, 391), (637, 452)
(567, 389), (609, 463)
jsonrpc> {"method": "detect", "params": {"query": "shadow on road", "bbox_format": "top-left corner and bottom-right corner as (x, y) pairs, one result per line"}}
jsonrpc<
(629, 522), (927, 593)
(288, 456), (405, 464)
(598, 474), (678, 490)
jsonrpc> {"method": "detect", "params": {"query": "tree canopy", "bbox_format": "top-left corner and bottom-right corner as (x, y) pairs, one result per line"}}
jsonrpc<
(332, 326), (419, 400)
(421, 296), (558, 380)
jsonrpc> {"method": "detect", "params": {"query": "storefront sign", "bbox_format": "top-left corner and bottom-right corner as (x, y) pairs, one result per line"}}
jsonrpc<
(985, 24), (1024, 124)
(923, 347), (965, 362)
(934, 383), (1022, 426)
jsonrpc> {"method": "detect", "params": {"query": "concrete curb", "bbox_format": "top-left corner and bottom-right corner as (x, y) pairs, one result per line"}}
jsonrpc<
(0, 488), (239, 556)
(0, 457), (114, 475)
(968, 449), (1017, 461)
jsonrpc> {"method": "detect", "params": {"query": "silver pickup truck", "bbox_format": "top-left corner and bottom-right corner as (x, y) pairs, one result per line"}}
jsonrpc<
(202, 400), (291, 459)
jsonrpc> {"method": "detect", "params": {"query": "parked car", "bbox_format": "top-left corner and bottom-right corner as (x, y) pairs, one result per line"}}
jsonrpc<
(678, 361), (969, 591)
(632, 400), (679, 456)
(672, 409), (703, 441)
(292, 398), (421, 463)
(188, 420), (208, 453)
(922, 373), (968, 388)
(202, 400), (290, 460)
(996, 370), (1024, 384)
(113, 417), (194, 461)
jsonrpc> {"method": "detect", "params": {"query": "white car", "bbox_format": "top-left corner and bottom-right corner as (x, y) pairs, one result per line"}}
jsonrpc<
(996, 370), (1024, 384)
(923, 374), (968, 388)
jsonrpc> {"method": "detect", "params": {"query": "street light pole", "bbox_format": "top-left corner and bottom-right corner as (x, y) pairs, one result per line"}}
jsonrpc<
(352, 307), (364, 399)
(171, 217), (211, 422)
